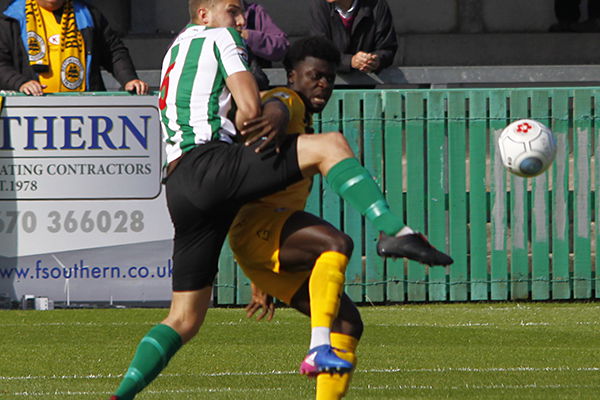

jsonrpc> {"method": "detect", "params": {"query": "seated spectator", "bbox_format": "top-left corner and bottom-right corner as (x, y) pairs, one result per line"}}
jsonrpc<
(241, 0), (289, 90)
(550, 0), (600, 32)
(308, 0), (397, 74)
(0, 0), (148, 96)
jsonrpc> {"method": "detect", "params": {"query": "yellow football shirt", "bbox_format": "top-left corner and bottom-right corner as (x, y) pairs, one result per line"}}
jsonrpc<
(254, 87), (313, 210)
(228, 87), (315, 302)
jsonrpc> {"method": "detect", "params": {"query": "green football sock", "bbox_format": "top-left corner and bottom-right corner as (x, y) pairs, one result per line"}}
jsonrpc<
(326, 158), (404, 236)
(114, 324), (182, 400)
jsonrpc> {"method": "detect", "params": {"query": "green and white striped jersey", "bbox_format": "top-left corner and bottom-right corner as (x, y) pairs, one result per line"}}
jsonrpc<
(159, 25), (249, 163)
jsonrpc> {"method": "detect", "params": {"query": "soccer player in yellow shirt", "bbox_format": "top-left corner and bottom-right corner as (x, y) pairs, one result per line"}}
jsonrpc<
(229, 36), (360, 399)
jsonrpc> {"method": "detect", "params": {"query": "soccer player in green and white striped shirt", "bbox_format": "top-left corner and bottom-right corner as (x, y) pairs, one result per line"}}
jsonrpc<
(110, 1), (451, 399)
(110, 2), (264, 398)
(159, 21), (251, 163)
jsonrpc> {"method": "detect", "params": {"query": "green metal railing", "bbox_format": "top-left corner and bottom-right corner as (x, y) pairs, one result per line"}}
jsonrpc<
(215, 87), (600, 305)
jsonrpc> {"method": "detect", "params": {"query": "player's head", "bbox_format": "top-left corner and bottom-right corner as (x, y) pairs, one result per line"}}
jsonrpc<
(283, 36), (340, 114)
(189, 0), (245, 30)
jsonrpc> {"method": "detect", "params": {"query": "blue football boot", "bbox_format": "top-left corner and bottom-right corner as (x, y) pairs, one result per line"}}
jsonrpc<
(299, 345), (353, 377)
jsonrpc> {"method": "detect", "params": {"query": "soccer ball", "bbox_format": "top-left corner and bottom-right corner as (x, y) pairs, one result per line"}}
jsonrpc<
(498, 119), (557, 177)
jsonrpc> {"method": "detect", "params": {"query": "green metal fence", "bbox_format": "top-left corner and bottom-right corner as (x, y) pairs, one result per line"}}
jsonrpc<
(215, 87), (600, 305)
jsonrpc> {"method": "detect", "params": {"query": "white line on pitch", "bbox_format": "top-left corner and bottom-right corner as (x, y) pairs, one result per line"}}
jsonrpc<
(372, 321), (600, 327)
(9, 383), (600, 397)
(0, 320), (291, 328)
(351, 383), (600, 391)
(2, 320), (598, 329)
(3, 366), (600, 382)
(10, 387), (284, 397)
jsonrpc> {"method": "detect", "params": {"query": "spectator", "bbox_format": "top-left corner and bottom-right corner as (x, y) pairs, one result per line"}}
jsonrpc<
(550, 0), (600, 32)
(241, 0), (289, 90)
(241, 0), (288, 67)
(308, 0), (397, 74)
(0, 0), (148, 96)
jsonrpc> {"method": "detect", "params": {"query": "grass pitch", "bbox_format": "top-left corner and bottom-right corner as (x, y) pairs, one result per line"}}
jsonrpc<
(1, 302), (600, 399)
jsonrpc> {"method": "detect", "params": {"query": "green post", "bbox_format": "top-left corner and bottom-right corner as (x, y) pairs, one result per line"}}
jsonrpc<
(509, 91), (530, 300)
(595, 94), (600, 299)
(383, 91), (406, 302)
(364, 92), (386, 302)
(573, 90), (592, 299)
(236, 263), (252, 305)
(305, 112), (322, 218)
(468, 90), (489, 300)
(406, 92), (427, 301)
(427, 91), (448, 301)
(489, 90), (509, 300)
(550, 90), (571, 299)
(448, 91), (468, 301)
(216, 244), (235, 306)
(530, 90), (551, 300)
(341, 92), (365, 302)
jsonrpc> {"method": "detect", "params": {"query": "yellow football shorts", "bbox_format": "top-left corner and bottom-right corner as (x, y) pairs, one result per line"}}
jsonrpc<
(229, 204), (311, 304)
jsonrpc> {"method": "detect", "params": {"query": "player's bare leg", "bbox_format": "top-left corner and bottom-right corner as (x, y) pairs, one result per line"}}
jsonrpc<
(296, 132), (453, 266)
(279, 212), (355, 376)
(290, 284), (363, 399)
(110, 288), (212, 400)
(161, 287), (213, 343)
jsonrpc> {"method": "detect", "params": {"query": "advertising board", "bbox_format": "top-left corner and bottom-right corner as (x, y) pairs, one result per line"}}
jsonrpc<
(0, 95), (173, 304)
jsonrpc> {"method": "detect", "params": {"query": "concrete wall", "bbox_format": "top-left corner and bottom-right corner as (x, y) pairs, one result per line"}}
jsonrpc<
(114, 0), (570, 69)
(0, 0), (572, 35)
(113, 0), (581, 69)
(2, 0), (596, 69)
(89, 0), (566, 36)
(481, 0), (556, 32)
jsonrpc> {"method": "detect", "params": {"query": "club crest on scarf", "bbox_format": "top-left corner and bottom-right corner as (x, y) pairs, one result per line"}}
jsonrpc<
(61, 56), (84, 89)
(27, 31), (46, 62)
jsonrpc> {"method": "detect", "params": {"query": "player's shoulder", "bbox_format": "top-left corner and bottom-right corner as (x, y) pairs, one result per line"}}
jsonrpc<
(172, 24), (207, 45)
(262, 87), (302, 105)
(173, 25), (241, 43)
(204, 26), (244, 44)
(263, 87), (306, 126)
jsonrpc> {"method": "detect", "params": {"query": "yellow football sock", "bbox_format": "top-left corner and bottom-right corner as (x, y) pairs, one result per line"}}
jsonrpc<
(309, 251), (348, 329)
(316, 332), (358, 399)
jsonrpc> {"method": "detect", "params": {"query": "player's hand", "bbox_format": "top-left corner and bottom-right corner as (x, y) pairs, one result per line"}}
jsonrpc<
(245, 283), (275, 321)
(241, 99), (289, 153)
(241, 115), (286, 153)
(124, 79), (149, 95)
(19, 80), (46, 96)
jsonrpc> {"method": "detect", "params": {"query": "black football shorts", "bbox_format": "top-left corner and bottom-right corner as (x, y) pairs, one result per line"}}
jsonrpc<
(165, 135), (302, 291)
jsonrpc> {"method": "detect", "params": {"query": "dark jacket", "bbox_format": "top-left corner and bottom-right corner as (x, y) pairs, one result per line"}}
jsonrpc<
(308, 0), (398, 73)
(0, 0), (138, 91)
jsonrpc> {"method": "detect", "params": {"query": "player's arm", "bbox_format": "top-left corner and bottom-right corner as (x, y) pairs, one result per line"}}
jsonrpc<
(241, 98), (290, 153)
(216, 28), (262, 130)
(226, 71), (261, 131)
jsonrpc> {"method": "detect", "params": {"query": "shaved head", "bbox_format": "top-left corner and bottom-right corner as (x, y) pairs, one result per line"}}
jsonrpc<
(188, 0), (245, 28)
(189, 0), (218, 21)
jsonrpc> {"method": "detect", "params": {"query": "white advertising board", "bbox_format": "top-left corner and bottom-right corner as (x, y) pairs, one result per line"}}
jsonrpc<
(0, 95), (174, 304)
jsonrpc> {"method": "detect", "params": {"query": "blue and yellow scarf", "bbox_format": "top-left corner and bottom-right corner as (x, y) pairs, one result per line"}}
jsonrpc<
(4, 0), (94, 90)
